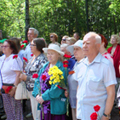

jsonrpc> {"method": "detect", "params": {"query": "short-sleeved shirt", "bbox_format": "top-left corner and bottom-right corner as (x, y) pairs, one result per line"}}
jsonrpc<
(0, 54), (23, 88)
(67, 59), (83, 108)
(24, 43), (32, 61)
(76, 53), (117, 120)
(102, 52), (113, 64)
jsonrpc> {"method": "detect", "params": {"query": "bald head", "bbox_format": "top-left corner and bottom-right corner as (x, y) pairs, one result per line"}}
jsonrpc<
(83, 32), (101, 44)
(83, 32), (101, 61)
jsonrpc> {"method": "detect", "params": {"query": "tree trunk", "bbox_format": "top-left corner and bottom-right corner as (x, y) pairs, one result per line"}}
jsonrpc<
(25, 0), (30, 40)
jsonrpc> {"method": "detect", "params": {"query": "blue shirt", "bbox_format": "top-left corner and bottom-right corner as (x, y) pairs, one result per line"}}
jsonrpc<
(76, 53), (117, 120)
(67, 59), (82, 108)
(24, 43), (32, 61)
(18, 49), (24, 62)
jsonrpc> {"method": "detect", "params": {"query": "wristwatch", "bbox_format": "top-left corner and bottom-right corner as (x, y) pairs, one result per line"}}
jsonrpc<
(103, 113), (111, 119)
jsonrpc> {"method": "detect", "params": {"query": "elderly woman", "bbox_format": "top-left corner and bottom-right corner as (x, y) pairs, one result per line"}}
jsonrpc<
(0, 39), (23, 120)
(32, 44), (67, 120)
(49, 33), (60, 46)
(67, 40), (84, 120)
(19, 38), (47, 120)
(99, 34), (113, 63)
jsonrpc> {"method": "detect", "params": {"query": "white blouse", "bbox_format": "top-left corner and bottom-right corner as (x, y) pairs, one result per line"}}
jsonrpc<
(0, 54), (23, 88)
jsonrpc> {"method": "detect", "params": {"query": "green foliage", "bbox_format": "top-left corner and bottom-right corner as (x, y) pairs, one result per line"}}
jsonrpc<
(0, 0), (120, 42)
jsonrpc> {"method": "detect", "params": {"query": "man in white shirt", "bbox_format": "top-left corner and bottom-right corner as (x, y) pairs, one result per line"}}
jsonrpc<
(24, 28), (39, 60)
(76, 32), (117, 120)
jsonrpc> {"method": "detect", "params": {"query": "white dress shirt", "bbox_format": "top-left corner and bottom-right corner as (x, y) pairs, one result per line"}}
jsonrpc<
(76, 53), (117, 120)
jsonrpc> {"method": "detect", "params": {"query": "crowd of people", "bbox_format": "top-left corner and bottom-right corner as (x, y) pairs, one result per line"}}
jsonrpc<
(0, 27), (120, 120)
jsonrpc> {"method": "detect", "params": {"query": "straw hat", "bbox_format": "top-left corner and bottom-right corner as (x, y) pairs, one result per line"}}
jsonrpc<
(43, 43), (64, 56)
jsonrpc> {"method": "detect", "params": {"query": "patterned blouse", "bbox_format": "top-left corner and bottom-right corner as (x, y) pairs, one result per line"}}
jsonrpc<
(25, 53), (48, 91)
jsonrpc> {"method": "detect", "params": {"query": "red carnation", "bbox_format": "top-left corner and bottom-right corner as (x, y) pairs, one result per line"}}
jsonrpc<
(32, 73), (38, 78)
(5, 86), (13, 94)
(31, 54), (33, 56)
(94, 105), (100, 112)
(23, 57), (28, 62)
(41, 75), (47, 81)
(104, 56), (107, 59)
(23, 40), (28, 44)
(90, 112), (97, 120)
(13, 55), (18, 59)
(57, 85), (62, 89)
(63, 64), (68, 68)
(21, 44), (24, 48)
(63, 54), (71, 58)
(57, 85), (66, 90)
(63, 60), (69, 64)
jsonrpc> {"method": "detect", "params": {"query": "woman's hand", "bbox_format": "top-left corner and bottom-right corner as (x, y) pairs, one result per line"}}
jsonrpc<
(8, 87), (16, 97)
(19, 73), (27, 81)
(36, 95), (44, 104)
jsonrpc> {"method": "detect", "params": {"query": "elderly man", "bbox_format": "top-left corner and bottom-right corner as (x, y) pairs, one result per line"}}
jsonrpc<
(23, 28), (39, 118)
(76, 32), (117, 120)
(24, 27), (39, 60)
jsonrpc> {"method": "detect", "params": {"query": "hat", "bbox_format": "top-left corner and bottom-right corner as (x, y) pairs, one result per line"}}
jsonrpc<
(0, 38), (7, 43)
(66, 40), (83, 55)
(43, 43), (64, 56)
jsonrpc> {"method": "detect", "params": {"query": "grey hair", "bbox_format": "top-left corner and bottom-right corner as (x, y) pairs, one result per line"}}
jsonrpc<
(95, 35), (101, 44)
(87, 32), (101, 44)
(29, 27), (39, 36)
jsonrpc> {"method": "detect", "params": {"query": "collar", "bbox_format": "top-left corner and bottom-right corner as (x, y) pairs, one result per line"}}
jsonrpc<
(55, 60), (62, 68)
(83, 53), (102, 65)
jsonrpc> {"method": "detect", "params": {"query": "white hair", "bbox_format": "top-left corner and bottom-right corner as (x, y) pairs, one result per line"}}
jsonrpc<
(29, 27), (39, 36)
(95, 35), (101, 44)
(85, 32), (101, 44)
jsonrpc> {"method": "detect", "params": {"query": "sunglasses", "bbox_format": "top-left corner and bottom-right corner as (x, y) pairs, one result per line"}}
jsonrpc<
(62, 39), (66, 41)
(50, 35), (54, 38)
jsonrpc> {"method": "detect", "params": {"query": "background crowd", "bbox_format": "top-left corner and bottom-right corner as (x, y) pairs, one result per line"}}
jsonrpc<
(0, 28), (120, 120)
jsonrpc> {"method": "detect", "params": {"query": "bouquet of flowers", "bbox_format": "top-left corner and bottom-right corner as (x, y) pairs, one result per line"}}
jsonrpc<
(48, 66), (66, 90)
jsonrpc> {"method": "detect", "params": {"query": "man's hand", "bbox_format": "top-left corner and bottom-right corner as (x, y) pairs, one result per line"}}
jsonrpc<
(101, 115), (109, 120)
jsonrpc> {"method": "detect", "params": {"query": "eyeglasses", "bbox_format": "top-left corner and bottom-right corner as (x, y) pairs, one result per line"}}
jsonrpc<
(1, 46), (10, 48)
(50, 35), (54, 38)
(30, 44), (36, 46)
(62, 39), (66, 41)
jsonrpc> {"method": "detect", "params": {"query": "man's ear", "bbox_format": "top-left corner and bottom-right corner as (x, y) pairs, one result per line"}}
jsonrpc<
(34, 34), (38, 38)
(96, 43), (101, 51)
